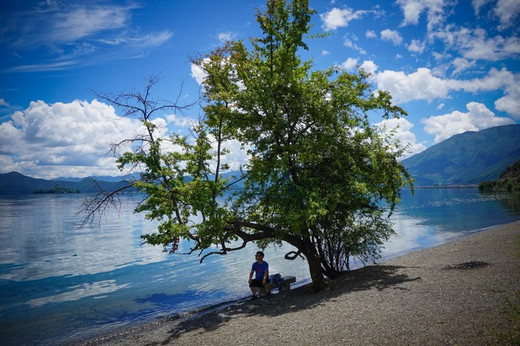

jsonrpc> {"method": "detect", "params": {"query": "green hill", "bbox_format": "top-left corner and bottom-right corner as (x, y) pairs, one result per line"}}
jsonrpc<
(402, 124), (520, 186)
(0, 171), (129, 194)
(479, 160), (520, 192)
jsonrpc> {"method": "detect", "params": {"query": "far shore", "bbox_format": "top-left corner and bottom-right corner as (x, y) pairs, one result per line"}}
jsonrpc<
(82, 220), (520, 345)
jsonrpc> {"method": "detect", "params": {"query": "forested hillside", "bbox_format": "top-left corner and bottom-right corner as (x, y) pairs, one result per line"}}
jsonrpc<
(402, 125), (520, 186)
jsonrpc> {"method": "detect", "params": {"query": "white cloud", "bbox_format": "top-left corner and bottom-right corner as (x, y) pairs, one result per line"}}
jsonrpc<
(407, 39), (425, 53)
(0, 100), (143, 179)
(472, 0), (492, 15)
(343, 34), (366, 55)
(421, 102), (515, 143)
(397, 0), (451, 33)
(340, 57), (358, 70)
(6, 60), (80, 73)
(494, 0), (520, 30)
(165, 113), (196, 129)
(381, 29), (403, 45)
(365, 30), (377, 39)
(376, 67), (450, 103)
(217, 31), (237, 43)
(451, 57), (476, 75)
(190, 61), (208, 86)
(376, 67), (520, 119)
(472, 0), (520, 29)
(360, 60), (378, 75)
(339, 59), (377, 75)
(432, 26), (520, 61)
(218, 139), (249, 172)
(375, 117), (427, 158)
(0, 99), (9, 107)
(0, 2), (170, 72)
(322, 50), (330, 55)
(320, 7), (366, 31)
(448, 68), (520, 119)
(120, 31), (173, 48)
(3, 3), (136, 49)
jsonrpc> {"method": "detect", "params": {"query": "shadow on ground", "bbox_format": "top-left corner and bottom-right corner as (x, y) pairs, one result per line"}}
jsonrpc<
(152, 265), (420, 345)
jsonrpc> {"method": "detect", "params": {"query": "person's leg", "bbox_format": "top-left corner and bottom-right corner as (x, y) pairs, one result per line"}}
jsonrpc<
(263, 280), (271, 295)
(250, 280), (261, 299)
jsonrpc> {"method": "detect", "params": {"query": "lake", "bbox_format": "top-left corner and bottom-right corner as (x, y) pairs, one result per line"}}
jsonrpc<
(1, 188), (519, 345)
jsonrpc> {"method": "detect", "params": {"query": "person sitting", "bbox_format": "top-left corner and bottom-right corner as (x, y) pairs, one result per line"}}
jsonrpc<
(248, 251), (271, 299)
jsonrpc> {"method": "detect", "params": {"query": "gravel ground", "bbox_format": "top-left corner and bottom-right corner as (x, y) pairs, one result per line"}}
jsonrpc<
(82, 220), (520, 346)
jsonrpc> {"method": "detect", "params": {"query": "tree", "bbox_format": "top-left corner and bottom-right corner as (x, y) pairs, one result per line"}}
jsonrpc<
(84, 0), (412, 291)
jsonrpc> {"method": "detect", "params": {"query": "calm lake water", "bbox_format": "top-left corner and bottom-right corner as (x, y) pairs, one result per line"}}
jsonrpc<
(1, 188), (519, 345)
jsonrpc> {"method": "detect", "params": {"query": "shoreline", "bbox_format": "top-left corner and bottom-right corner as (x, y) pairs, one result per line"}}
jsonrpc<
(81, 220), (520, 345)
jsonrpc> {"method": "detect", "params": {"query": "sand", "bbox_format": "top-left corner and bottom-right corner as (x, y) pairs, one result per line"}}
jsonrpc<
(81, 220), (520, 345)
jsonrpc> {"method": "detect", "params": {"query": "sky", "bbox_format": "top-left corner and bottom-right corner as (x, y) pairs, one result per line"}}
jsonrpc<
(0, 0), (519, 179)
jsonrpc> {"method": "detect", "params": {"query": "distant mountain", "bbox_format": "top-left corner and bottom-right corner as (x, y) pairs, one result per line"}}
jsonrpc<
(0, 172), (129, 194)
(2, 124), (519, 193)
(402, 124), (520, 186)
(54, 173), (141, 183)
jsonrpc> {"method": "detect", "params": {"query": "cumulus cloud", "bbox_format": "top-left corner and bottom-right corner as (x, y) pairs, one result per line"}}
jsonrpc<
(360, 60), (378, 75)
(375, 117), (427, 158)
(397, 0), (451, 33)
(432, 26), (520, 61)
(376, 67), (520, 119)
(493, 0), (520, 30)
(407, 39), (425, 53)
(449, 68), (520, 118)
(0, 99), (9, 107)
(421, 102), (515, 143)
(381, 29), (403, 45)
(451, 57), (476, 75)
(365, 30), (377, 39)
(340, 57), (358, 70)
(218, 139), (250, 172)
(0, 100), (142, 179)
(376, 67), (450, 103)
(339, 59), (377, 75)
(320, 7), (367, 31)
(472, 0), (492, 15)
(165, 113), (196, 129)
(190, 61), (208, 86)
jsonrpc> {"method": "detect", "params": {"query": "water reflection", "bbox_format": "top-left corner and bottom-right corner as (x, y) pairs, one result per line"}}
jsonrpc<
(0, 194), (168, 281)
(381, 189), (520, 258)
(0, 189), (519, 345)
(27, 279), (131, 307)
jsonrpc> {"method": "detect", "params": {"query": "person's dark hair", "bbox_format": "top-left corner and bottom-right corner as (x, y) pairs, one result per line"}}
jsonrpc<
(256, 251), (264, 258)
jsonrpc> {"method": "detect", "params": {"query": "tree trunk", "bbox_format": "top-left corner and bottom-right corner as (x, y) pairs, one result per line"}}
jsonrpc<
(283, 234), (326, 292)
(304, 243), (326, 292)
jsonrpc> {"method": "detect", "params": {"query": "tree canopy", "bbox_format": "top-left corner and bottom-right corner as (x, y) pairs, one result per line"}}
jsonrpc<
(85, 0), (412, 291)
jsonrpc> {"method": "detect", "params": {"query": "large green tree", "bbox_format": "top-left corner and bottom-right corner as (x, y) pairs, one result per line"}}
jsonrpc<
(86, 0), (412, 291)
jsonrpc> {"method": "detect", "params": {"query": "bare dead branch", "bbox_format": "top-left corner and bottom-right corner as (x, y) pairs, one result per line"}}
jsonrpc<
(78, 184), (134, 228)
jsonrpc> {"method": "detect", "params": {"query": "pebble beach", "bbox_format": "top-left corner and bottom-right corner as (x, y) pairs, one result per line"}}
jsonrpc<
(82, 220), (520, 345)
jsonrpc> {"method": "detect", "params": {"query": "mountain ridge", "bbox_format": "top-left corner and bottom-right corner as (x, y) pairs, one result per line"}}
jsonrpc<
(402, 124), (520, 186)
(1, 124), (519, 193)
(0, 171), (129, 194)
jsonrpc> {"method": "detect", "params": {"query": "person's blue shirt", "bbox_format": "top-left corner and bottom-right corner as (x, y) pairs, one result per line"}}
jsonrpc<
(251, 261), (268, 280)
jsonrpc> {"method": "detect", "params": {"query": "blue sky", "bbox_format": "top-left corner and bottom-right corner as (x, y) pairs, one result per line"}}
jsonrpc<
(1, 0), (519, 179)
